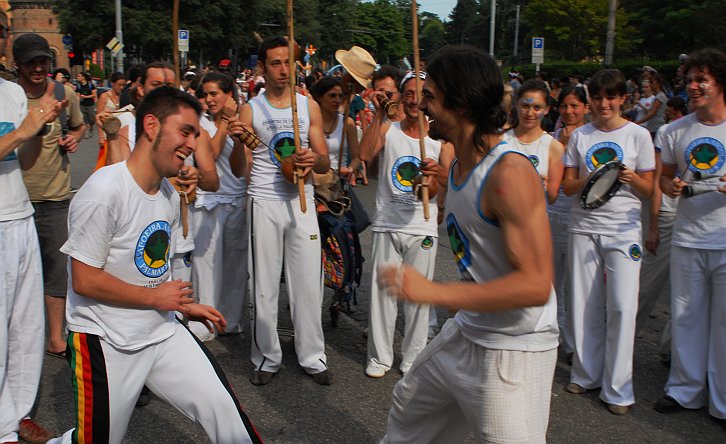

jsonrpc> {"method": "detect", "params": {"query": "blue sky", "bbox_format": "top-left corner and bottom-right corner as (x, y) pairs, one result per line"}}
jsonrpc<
(418, 0), (456, 21)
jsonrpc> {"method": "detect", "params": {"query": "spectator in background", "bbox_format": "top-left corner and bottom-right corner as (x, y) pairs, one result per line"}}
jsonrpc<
(76, 72), (96, 138)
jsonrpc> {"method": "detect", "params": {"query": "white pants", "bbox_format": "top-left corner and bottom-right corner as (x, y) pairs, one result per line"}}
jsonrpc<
(549, 210), (573, 354)
(665, 246), (726, 419)
(192, 203), (249, 334)
(368, 232), (436, 373)
(381, 319), (556, 444)
(248, 197), (327, 374)
(568, 232), (640, 406)
(48, 323), (261, 444)
(636, 213), (674, 351)
(0, 217), (44, 443)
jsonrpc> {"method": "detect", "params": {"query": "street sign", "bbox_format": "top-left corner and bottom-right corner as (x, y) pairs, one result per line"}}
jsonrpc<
(106, 37), (124, 56)
(532, 37), (544, 65)
(62, 35), (73, 46)
(178, 30), (189, 52)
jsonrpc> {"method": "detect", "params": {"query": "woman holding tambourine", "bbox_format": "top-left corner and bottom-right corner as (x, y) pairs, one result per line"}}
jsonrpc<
(561, 69), (655, 415)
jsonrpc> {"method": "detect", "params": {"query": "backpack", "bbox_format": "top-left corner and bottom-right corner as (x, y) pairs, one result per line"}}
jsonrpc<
(318, 209), (364, 311)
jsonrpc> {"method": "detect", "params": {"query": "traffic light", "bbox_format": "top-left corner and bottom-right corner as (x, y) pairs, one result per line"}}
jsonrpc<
(68, 51), (82, 66)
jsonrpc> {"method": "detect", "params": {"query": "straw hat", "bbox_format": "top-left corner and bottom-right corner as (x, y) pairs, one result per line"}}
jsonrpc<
(335, 46), (377, 89)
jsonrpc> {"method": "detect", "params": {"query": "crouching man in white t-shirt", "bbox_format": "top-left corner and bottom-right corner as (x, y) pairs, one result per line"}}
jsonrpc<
(48, 87), (262, 444)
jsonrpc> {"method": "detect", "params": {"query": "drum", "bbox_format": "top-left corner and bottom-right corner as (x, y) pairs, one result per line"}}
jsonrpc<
(580, 160), (625, 210)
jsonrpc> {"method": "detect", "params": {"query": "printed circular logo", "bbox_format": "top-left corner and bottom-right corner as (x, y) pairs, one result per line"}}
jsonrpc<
(421, 236), (434, 250)
(629, 243), (642, 262)
(446, 213), (471, 273)
(528, 155), (540, 169)
(585, 142), (624, 171)
(134, 221), (171, 278)
(391, 156), (421, 192)
(269, 131), (297, 167)
(684, 137), (725, 176)
(183, 251), (192, 268)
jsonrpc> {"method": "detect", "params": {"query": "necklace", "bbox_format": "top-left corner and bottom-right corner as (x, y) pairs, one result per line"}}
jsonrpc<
(323, 116), (337, 139)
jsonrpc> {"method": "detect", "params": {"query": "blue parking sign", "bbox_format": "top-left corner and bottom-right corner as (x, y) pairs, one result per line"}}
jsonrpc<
(533, 37), (544, 49)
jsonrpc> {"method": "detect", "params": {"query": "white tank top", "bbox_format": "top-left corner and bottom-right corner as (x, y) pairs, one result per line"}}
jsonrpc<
(248, 93), (314, 201)
(325, 114), (347, 171)
(504, 129), (553, 177)
(446, 141), (559, 351)
(372, 122), (441, 236)
(195, 117), (247, 209)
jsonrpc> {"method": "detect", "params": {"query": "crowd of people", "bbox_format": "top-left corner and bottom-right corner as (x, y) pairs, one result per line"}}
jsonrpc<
(1, 6), (725, 442)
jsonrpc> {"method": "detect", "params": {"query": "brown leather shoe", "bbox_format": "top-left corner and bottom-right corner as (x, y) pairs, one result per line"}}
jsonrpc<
(19, 418), (52, 444)
(607, 403), (631, 415)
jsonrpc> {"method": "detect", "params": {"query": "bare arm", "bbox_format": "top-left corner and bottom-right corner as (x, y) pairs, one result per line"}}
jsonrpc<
(106, 125), (131, 165)
(562, 167), (585, 196)
(645, 150), (663, 253)
(194, 127), (220, 192)
(229, 103), (254, 178)
(358, 103), (389, 163)
(302, 97), (330, 175)
(340, 116), (361, 181)
(70, 258), (194, 312)
(546, 139), (565, 204)
(619, 168), (654, 199)
(379, 153), (553, 311)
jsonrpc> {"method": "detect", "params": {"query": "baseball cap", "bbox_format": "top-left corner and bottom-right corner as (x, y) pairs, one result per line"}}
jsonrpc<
(13, 33), (52, 64)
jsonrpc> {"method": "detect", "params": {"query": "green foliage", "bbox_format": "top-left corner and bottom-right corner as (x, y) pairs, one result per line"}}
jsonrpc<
(351, 0), (408, 63)
(88, 63), (104, 80)
(420, 13), (445, 58)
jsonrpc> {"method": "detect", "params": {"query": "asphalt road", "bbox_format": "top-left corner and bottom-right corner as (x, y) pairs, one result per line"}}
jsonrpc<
(30, 132), (725, 443)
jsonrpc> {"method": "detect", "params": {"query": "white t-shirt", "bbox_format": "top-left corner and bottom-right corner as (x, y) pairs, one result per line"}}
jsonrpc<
(0, 78), (34, 221)
(661, 112), (726, 249)
(118, 111), (136, 151)
(565, 121), (655, 237)
(195, 117), (247, 209)
(372, 122), (441, 236)
(61, 161), (179, 350)
(248, 92), (314, 200)
(653, 123), (678, 215)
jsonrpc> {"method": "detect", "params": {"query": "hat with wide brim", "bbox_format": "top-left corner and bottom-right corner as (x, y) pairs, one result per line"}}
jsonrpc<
(335, 46), (377, 89)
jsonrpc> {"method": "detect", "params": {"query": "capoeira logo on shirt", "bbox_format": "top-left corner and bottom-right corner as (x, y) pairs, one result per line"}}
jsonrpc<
(446, 213), (471, 273)
(269, 131), (297, 167)
(391, 156), (421, 192)
(629, 243), (642, 262)
(0, 122), (18, 161)
(585, 142), (623, 171)
(134, 220), (171, 278)
(684, 137), (725, 176)
(528, 155), (540, 169)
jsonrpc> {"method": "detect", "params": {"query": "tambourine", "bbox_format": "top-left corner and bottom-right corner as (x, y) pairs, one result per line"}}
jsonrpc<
(580, 160), (625, 210)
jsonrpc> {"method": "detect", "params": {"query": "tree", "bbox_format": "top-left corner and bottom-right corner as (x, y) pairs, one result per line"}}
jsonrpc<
(523, 0), (635, 61)
(420, 12), (445, 57)
(445, 0), (483, 46)
(351, 0), (407, 64)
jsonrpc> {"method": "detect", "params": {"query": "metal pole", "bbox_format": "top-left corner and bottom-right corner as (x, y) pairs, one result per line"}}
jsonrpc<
(604, 0), (617, 65)
(489, 0), (496, 56)
(513, 4), (520, 59)
(114, 0), (123, 73)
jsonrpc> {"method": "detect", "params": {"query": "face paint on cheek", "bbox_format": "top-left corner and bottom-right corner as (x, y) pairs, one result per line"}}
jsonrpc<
(699, 81), (712, 97)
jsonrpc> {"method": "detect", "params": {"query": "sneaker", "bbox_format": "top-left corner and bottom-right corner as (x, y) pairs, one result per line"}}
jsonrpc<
(250, 370), (276, 386)
(135, 386), (152, 407)
(565, 383), (588, 394)
(654, 394), (686, 414)
(607, 403), (630, 415)
(365, 362), (389, 378)
(310, 370), (332, 385)
(18, 418), (52, 444)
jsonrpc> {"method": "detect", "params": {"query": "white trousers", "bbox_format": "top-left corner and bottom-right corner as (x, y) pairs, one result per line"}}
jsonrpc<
(665, 246), (726, 419)
(0, 217), (44, 443)
(381, 319), (556, 444)
(48, 322), (261, 444)
(248, 197), (327, 374)
(367, 232), (436, 373)
(192, 203), (249, 334)
(568, 232), (640, 406)
(549, 210), (573, 354)
(636, 213), (674, 351)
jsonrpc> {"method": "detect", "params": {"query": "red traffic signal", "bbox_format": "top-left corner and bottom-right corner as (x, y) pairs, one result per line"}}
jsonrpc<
(67, 52), (75, 59)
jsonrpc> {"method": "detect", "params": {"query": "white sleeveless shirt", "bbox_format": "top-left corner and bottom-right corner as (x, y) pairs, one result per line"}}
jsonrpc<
(446, 141), (559, 351)
(325, 114), (347, 171)
(372, 122), (441, 236)
(247, 92), (313, 200)
(504, 129), (553, 177)
(195, 117), (247, 209)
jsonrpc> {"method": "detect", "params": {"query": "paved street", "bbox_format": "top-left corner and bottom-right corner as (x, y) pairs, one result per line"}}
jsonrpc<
(31, 133), (725, 443)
